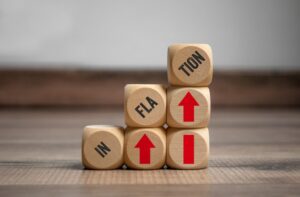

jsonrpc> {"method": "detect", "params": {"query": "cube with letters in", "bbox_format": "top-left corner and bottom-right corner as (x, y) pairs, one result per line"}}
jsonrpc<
(82, 125), (124, 170)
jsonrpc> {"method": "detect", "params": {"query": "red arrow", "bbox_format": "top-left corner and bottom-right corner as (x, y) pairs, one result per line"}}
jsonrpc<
(178, 92), (199, 122)
(135, 134), (155, 164)
(183, 135), (194, 164)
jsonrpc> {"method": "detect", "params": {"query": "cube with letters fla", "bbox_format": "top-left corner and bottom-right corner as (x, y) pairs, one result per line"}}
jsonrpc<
(166, 127), (209, 169)
(168, 44), (213, 86)
(82, 125), (124, 170)
(124, 84), (166, 127)
(167, 87), (210, 128)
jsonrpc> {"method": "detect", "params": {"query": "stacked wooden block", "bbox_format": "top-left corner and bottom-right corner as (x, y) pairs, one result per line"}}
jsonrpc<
(82, 44), (213, 170)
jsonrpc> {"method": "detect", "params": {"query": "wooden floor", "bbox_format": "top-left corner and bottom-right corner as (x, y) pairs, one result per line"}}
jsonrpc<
(0, 108), (299, 196)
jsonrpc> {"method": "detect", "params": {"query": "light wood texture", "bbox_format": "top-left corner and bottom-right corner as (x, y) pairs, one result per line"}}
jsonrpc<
(168, 44), (213, 86)
(82, 125), (124, 169)
(124, 127), (166, 169)
(124, 84), (166, 127)
(0, 108), (299, 196)
(167, 127), (209, 169)
(167, 87), (210, 128)
(0, 185), (299, 197)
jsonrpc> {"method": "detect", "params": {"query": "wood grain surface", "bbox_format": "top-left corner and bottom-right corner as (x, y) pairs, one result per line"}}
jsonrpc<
(0, 108), (299, 196)
(0, 69), (299, 107)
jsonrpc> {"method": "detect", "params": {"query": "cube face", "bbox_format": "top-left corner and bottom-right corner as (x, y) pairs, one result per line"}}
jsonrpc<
(82, 125), (124, 170)
(124, 127), (166, 170)
(167, 87), (210, 128)
(166, 127), (209, 169)
(125, 84), (166, 127)
(168, 44), (213, 86)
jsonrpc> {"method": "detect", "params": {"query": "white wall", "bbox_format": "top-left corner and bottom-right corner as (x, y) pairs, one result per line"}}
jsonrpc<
(0, 0), (299, 70)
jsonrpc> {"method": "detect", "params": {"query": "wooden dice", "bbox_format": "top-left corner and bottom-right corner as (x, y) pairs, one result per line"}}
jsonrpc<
(82, 125), (124, 170)
(124, 84), (166, 127)
(167, 87), (210, 128)
(124, 127), (166, 170)
(167, 43), (212, 170)
(168, 44), (213, 86)
(166, 127), (209, 169)
(82, 43), (213, 171)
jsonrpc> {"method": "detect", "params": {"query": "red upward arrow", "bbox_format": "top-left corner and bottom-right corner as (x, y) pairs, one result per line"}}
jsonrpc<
(178, 92), (199, 122)
(135, 134), (155, 164)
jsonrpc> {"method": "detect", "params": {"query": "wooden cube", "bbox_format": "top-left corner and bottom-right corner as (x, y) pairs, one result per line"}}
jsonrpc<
(168, 44), (213, 86)
(124, 127), (166, 170)
(166, 127), (209, 169)
(167, 87), (210, 128)
(124, 84), (166, 127)
(82, 125), (124, 170)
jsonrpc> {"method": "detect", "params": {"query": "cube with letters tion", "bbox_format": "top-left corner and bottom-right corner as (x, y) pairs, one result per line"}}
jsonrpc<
(168, 44), (213, 86)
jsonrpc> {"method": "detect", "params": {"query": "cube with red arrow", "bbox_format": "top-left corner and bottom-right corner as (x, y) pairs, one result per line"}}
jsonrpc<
(167, 87), (211, 128)
(124, 127), (166, 170)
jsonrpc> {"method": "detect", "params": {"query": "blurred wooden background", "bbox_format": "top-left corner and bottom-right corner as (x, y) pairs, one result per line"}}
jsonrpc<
(0, 69), (299, 108)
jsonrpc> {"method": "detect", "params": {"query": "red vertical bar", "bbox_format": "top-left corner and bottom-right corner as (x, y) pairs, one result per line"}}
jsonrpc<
(183, 135), (194, 164)
(139, 148), (151, 164)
